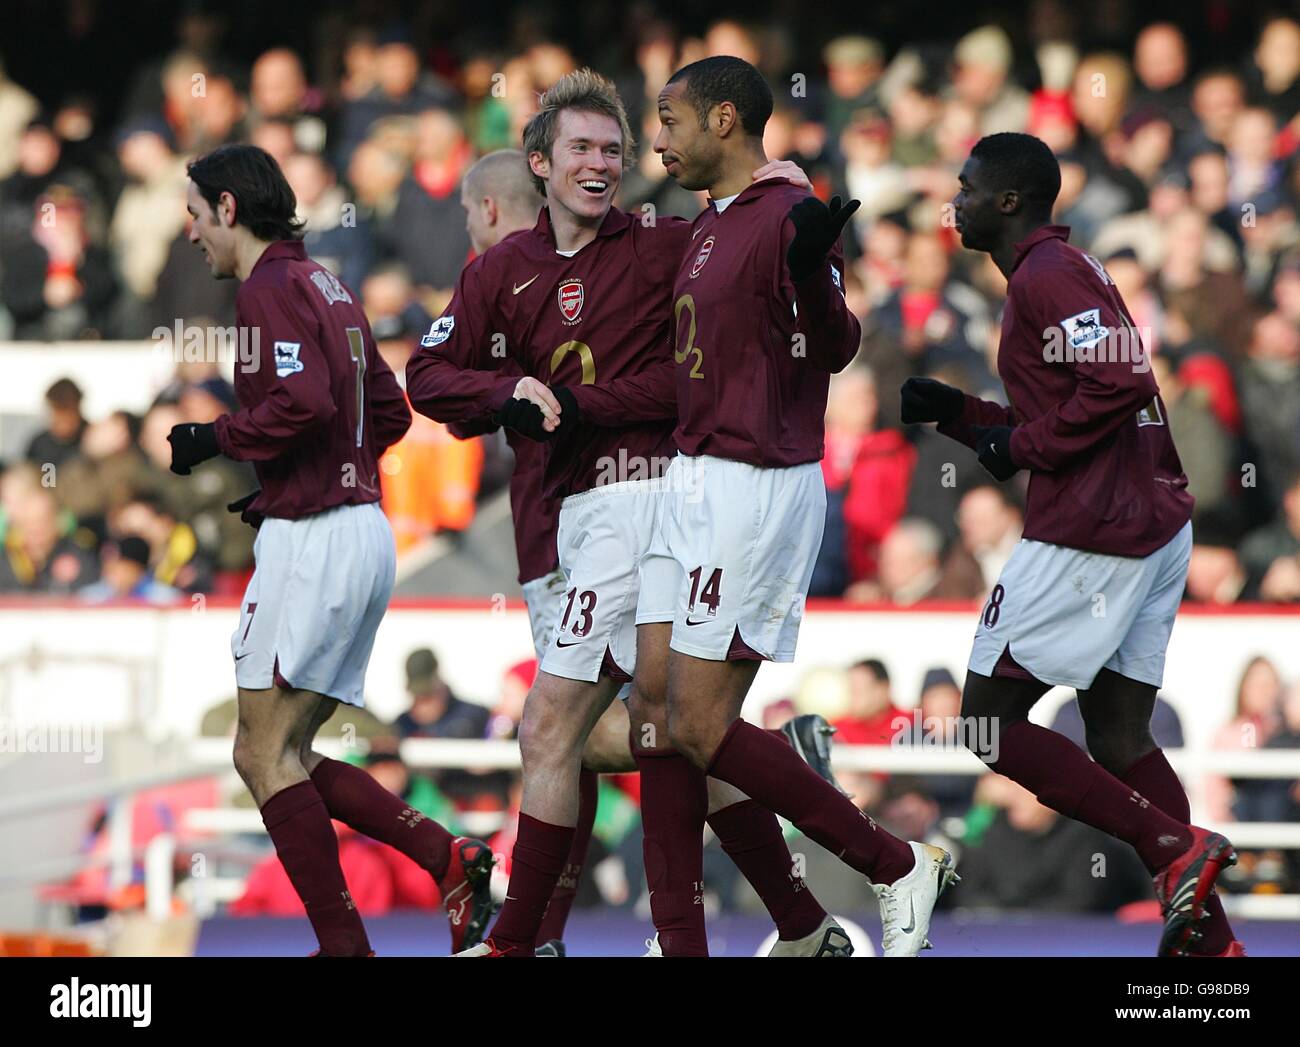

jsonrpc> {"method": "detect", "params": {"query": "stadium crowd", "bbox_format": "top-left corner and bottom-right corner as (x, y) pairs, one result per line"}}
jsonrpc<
(1, 2), (1299, 605)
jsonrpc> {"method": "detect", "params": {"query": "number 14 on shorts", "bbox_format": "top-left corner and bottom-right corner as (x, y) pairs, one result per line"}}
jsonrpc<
(687, 566), (722, 618)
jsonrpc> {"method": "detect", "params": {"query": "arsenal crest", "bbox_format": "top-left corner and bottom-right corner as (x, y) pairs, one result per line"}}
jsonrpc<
(558, 279), (584, 324)
(690, 236), (715, 278)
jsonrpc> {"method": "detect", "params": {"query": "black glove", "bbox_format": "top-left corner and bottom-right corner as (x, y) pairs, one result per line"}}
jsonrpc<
(973, 425), (1019, 481)
(900, 377), (965, 425)
(167, 422), (220, 475)
(227, 490), (264, 530)
(492, 387), (582, 442)
(786, 195), (861, 282)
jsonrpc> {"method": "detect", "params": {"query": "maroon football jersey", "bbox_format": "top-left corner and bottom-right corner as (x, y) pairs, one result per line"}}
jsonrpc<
(938, 225), (1193, 556)
(214, 241), (411, 519)
(667, 179), (861, 467)
(406, 207), (689, 500)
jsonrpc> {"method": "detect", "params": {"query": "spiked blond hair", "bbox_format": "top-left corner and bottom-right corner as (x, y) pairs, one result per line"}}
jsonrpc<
(521, 68), (636, 196)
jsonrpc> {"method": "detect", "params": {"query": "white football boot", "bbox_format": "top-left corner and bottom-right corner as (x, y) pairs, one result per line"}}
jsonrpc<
(642, 934), (663, 957)
(766, 914), (854, 957)
(871, 842), (959, 957)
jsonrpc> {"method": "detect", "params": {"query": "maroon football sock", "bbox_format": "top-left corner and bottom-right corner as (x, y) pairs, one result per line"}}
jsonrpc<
(708, 799), (827, 941)
(536, 768), (598, 945)
(490, 813), (574, 956)
(990, 720), (1191, 871)
(260, 780), (371, 957)
(707, 720), (915, 885)
(1121, 748), (1234, 952)
(310, 757), (453, 881)
(634, 747), (710, 956)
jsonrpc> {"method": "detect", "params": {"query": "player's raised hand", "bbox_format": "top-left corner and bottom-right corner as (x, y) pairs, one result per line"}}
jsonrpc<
(167, 422), (219, 475)
(900, 377), (965, 425)
(754, 158), (812, 191)
(786, 195), (860, 282)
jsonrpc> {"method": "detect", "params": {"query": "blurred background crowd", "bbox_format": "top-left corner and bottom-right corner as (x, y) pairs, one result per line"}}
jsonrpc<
(1, 0), (1299, 605)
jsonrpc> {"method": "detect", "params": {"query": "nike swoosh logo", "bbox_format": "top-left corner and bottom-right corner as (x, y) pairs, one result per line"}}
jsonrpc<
(555, 639), (585, 648)
(685, 618), (710, 627)
(513, 274), (540, 294)
(900, 900), (915, 935)
(234, 652), (252, 661)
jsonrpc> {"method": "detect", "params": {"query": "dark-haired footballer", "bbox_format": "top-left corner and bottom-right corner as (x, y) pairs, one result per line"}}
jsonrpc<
(168, 144), (495, 956)
(902, 131), (1243, 956)
(644, 56), (958, 957)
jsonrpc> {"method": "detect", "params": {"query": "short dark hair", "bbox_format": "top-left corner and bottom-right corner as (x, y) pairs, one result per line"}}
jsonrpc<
(45, 377), (83, 409)
(187, 144), (304, 242)
(969, 132), (1061, 212)
(851, 658), (890, 684)
(667, 55), (773, 136)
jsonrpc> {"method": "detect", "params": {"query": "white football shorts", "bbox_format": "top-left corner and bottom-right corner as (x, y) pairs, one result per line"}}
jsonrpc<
(642, 454), (826, 663)
(232, 501), (396, 707)
(968, 520), (1192, 690)
(540, 476), (672, 685)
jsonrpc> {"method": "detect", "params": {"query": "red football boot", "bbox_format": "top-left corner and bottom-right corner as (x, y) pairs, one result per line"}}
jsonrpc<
(1153, 827), (1237, 957)
(437, 837), (497, 954)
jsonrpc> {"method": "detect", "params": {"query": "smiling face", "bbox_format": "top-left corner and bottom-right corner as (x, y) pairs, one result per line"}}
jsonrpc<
(951, 156), (1006, 253)
(529, 108), (623, 225)
(654, 80), (721, 192)
(186, 180), (239, 278)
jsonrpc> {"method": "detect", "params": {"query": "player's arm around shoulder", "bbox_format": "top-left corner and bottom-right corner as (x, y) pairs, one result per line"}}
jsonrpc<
(214, 283), (338, 461)
(405, 251), (520, 423)
(1007, 262), (1160, 473)
(781, 191), (862, 373)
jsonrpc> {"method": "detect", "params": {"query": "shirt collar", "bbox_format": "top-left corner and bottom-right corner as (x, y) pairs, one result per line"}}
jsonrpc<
(535, 205), (632, 247)
(1011, 224), (1070, 274)
(708, 176), (794, 211)
(250, 239), (307, 277)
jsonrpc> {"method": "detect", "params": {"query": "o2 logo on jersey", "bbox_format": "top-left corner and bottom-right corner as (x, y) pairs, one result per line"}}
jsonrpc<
(274, 341), (304, 377)
(690, 236), (715, 278)
(421, 315), (455, 347)
(558, 279), (584, 325)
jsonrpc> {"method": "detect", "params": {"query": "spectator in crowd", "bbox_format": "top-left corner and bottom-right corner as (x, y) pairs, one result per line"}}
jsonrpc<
(107, 119), (188, 335)
(112, 491), (213, 594)
(853, 516), (945, 603)
(1205, 655), (1285, 821)
(832, 658), (905, 746)
(822, 35), (887, 146)
(283, 150), (374, 292)
(895, 667), (978, 817)
(55, 408), (149, 530)
(1232, 679), (1300, 825)
(1240, 471), (1300, 602)
(0, 464), (97, 593)
(935, 483), (1023, 599)
(335, 25), (456, 170)
(816, 365), (915, 592)
(0, 58), (39, 180)
(2, 183), (116, 339)
(25, 377), (86, 470)
(248, 47), (327, 152)
(487, 658), (536, 741)
(385, 107), (474, 305)
(392, 648), (489, 740)
(1246, 17), (1300, 129)
(78, 534), (181, 604)
(956, 779), (1152, 912)
(1130, 22), (1194, 133)
(1237, 312), (1300, 504)
(949, 26), (1030, 136)
(1148, 353), (1233, 527)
